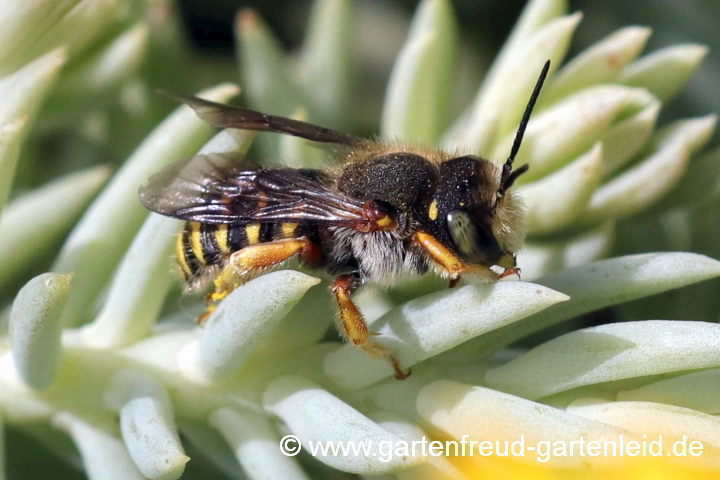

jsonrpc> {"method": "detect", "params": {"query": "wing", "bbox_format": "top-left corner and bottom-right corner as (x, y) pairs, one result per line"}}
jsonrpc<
(139, 152), (380, 227)
(157, 90), (363, 147)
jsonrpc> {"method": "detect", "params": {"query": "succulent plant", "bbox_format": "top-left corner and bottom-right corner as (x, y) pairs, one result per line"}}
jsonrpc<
(1, 0), (720, 478)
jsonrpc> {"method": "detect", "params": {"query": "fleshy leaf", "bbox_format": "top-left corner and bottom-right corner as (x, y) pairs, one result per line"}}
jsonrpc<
(0, 117), (28, 215)
(567, 399), (720, 469)
(52, 83), (239, 327)
(82, 128), (254, 348)
(417, 380), (629, 468)
(492, 85), (655, 182)
(0, 0), (122, 75)
(120, 397), (189, 480)
(209, 408), (311, 480)
(443, 1), (571, 151)
(518, 142), (603, 234)
(581, 114), (717, 225)
(9, 273), (72, 390)
(369, 410), (467, 480)
(541, 26), (651, 104)
(324, 282), (568, 389)
(178, 271), (320, 383)
(381, 0), (457, 144)
(0, 48), (66, 124)
(437, 252), (720, 363)
(617, 369), (720, 414)
(485, 320), (720, 400)
(297, 0), (352, 129)
(619, 44), (708, 102)
(53, 23), (149, 98)
(0, 166), (109, 289)
(600, 100), (661, 175)
(53, 412), (145, 480)
(263, 375), (424, 474)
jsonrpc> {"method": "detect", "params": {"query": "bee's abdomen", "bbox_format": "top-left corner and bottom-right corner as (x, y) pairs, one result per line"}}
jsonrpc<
(175, 221), (306, 280)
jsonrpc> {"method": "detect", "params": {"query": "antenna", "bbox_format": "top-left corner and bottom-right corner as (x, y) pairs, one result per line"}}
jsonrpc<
(499, 60), (550, 194)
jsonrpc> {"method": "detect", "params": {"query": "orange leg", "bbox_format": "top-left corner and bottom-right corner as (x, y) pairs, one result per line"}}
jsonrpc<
(332, 274), (410, 380)
(412, 231), (519, 284)
(197, 237), (324, 324)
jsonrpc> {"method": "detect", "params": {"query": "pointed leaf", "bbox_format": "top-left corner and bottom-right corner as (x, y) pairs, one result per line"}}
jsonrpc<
(209, 408), (311, 480)
(52, 84), (239, 326)
(620, 44), (708, 102)
(263, 375), (423, 474)
(324, 282), (568, 389)
(486, 320), (720, 400)
(617, 369), (720, 414)
(179, 271), (320, 383)
(9, 273), (72, 390)
(518, 142), (603, 234)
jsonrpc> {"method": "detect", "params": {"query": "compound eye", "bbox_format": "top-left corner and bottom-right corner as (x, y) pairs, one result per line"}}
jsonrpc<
(446, 210), (499, 264)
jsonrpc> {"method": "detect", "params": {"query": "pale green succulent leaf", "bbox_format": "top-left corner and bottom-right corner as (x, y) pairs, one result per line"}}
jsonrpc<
(582, 114), (717, 225)
(53, 23), (149, 98)
(437, 251), (720, 364)
(519, 142), (603, 234)
(9, 272), (72, 390)
(81, 214), (182, 348)
(209, 408), (311, 480)
(381, 0), (458, 143)
(179, 271), (320, 383)
(52, 84), (239, 327)
(617, 369), (720, 414)
(417, 380), (629, 468)
(493, 85), (655, 182)
(0, 0), (122, 75)
(263, 375), (425, 474)
(369, 410), (467, 480)
(619, 43), (708, 102)
(52, 412), (146, 480)
(235, 9), (301, 158)
(448, 13), (581, 153)
(82, 128), (254, 348)
(0, 117), (29, 215)
(541, 26), (652, 104)
(297, 0), (353, 129)
(0, 48), (66, 124)
(600, 99), (660, 175)
(120, 397), (189, 480)
(324, 282), (568, 390)
(485, 320), (720, 400)
(0, 165), (110, 290)
(567, 399), (720, 467)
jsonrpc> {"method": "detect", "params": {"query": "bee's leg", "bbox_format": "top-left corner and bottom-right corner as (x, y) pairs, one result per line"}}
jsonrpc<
(201, 237), (324, 322)
(412, 231), (496, 284)
(331, 274), (410, 380)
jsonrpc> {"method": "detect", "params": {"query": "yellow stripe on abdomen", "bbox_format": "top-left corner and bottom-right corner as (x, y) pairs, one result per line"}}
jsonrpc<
(215, 224), (230, 253)
(190, 221), (206, 264)
(282, 223), (298, 238)
(246, 223), (260, 244)
(175, 232), (191, 276)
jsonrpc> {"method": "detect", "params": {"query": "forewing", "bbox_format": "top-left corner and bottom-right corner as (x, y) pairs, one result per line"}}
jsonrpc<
(139, 153), (371, 226)
(158, 91), (363, 147)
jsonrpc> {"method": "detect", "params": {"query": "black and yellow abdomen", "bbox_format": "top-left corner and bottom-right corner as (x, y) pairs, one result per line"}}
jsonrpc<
(175, 221), (305, 282)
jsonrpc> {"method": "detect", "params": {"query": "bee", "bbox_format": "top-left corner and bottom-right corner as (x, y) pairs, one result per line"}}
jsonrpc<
(139, 61), (550, 380)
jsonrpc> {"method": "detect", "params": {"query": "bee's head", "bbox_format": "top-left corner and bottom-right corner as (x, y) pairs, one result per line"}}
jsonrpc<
(429, 59), (550, 271)
(430, 155), (526, 269)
